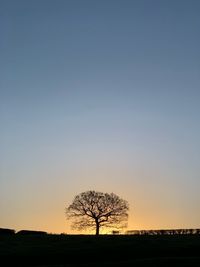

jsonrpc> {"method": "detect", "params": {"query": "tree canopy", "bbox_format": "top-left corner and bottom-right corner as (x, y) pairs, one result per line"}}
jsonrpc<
(66, 190), (129, 235)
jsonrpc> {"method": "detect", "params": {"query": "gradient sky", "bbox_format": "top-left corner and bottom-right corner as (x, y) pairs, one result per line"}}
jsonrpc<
(1, 0), (200, 234)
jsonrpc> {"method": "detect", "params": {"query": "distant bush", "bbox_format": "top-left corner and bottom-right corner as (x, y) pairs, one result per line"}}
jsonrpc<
(0, 228), (15, 235)
(112, 230), (121, 235)
(60, 233), (68, 236)
(17, 230), (47, 236)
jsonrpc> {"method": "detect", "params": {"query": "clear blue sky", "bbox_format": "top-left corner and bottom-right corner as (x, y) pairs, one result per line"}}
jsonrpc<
(0, 0), (200, 233)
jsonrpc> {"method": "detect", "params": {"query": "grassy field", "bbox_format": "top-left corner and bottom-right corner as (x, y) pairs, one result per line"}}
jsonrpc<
(0, 234), (200, 266)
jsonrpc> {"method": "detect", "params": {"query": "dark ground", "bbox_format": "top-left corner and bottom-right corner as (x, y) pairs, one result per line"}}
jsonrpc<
(0, 234), (200, 266)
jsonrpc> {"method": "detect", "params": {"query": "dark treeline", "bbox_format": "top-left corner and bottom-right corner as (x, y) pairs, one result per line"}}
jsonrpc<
(125, 229), (200, 235)
(0, 228), (47, 236)
(0, 228), (15, 235)
(1, 227), (200, 236)
(17, 230), (47, 236)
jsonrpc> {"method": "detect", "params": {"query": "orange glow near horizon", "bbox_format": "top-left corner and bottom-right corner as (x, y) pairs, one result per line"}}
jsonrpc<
(1, 186), (199, 235)
(1, 0), (200, 237)
(1, 165), (200, 234)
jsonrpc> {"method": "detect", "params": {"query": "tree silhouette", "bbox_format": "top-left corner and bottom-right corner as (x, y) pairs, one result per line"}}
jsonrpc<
(66, 190), (129, 235)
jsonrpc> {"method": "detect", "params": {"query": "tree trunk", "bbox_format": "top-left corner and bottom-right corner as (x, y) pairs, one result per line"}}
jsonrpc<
(95, 221), (100, 236)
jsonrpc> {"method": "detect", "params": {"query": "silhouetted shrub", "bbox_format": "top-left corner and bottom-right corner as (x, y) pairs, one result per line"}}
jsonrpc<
(112, 230), (120, 235)
(60, 233), (68, 236)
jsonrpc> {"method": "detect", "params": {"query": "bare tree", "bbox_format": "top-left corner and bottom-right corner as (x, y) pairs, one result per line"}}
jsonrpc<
(66, 190), (129, 235)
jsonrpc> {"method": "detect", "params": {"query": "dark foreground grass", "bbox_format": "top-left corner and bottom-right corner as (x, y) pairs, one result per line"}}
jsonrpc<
(0, 234), (200, 266)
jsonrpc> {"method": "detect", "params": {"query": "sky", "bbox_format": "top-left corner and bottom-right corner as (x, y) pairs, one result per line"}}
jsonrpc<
(0, 0), (200, 234)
